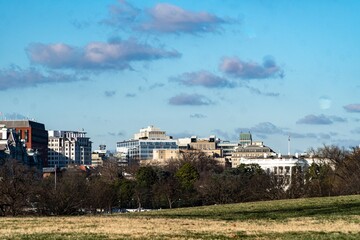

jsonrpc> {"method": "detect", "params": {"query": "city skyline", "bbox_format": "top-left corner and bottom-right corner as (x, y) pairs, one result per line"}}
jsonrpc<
(1, 0), (360, 153)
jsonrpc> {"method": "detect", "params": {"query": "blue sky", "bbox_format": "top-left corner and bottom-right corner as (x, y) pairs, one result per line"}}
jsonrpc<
(1, 0), (360, 153)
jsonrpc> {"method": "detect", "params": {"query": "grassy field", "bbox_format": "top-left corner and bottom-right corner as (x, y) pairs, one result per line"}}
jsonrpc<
(1, 195), (360, 239)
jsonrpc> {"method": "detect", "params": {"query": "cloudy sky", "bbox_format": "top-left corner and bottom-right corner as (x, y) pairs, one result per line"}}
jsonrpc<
(1, 0), (360, 153)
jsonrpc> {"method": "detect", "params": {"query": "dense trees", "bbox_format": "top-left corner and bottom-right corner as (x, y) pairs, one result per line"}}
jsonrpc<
(1, 146), (360, 216)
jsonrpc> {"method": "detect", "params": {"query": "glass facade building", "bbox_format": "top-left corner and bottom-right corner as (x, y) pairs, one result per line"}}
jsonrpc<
(117, 139), (178, 162)
(116, 126), (178, 164)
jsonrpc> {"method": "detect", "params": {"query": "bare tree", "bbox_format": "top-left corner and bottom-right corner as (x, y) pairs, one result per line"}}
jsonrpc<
(37, 170), (88, 215)
(0, 159), (39, 216)
(333, 147), (360, 195)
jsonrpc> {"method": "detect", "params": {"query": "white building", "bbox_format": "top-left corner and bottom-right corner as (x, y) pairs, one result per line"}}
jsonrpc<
(233, 154), (309, 186)
(116, 126), (178, 164)
(48, 130), (92, 168)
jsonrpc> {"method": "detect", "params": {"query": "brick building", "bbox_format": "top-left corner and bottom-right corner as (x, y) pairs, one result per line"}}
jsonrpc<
(0, 120), (48, 168)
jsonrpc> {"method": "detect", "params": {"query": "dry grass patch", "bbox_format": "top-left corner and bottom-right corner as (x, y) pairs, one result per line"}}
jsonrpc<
(1, 215), (360, 239)
(1, 195), (360, 239)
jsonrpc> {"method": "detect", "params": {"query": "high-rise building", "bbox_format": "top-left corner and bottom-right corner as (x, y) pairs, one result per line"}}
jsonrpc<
(48, 130), (92, 168)
(0, 120), (48, 168)
(116, 125), (178, 164)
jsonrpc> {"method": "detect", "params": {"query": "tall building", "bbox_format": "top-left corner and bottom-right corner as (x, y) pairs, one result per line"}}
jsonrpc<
(48, 130), (92, 168)
(116, 125), (178, 164)
(0, 120), (48, 168)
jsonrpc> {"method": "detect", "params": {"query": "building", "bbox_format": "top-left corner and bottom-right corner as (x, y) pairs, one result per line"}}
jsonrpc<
(177, 136), (222, 157)
(0, 124), (29, 163)
(239, 132), (252, 146)
(152, 148), (179, 162)
(234, 154), (309, 186)
(134, 126), (168, 140)
(91, 145), (108, 167)
(230, 132), (309, 186)
(176, 135), (233, 168)
(231, 142), (276, 167)
(48, 130), (92, 168)
(116, 126), (178, 164)
(153, 149), (180, 161)
(217, 141), (239, 158)
(91, 153), (105, 167)
(188, 135), (218, 151)
(0, 120), (47, 168)
(140, 148), (180, 166)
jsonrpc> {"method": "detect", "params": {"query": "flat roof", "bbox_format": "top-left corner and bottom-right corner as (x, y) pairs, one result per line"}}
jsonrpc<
(0, 120), (45, 129)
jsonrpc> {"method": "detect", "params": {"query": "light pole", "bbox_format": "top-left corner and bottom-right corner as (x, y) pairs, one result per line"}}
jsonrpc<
(54, 164), (57, 190)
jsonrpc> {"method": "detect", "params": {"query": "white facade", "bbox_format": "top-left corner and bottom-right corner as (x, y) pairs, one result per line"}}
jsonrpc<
(0, 124), (9, 157)
(233, 155), (309, 186)
(177, 137), (192, 149)
(134, 125), (170, 140)
(48, 130), (92, 168)
(0, 124), (7, 141)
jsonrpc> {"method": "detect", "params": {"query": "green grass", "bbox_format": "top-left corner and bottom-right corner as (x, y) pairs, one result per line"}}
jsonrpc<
(135, 195), (360, 221)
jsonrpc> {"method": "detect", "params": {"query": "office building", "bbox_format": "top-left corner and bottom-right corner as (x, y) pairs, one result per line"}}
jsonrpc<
(116, 126), (178, 164)
(48, 130), (92, 168)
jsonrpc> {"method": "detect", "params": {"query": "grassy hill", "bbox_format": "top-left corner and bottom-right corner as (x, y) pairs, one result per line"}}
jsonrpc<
(0, 195), (359, 239)
(138, 194), (360, 221)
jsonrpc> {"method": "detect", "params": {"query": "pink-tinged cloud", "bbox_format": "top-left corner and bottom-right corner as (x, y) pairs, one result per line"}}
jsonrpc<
(169, 93), (213, 106)
(219, 56), (284, 79)
(172, 70), (235, 88)
(344, 104), (360, 113)
(0, 65), (86, 90)
(141, 3), (226, 33)
(26, 39), (181, 70)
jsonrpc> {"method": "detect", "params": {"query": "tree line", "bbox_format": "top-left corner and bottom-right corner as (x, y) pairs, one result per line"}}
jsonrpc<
(0, 146), (360, 216)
